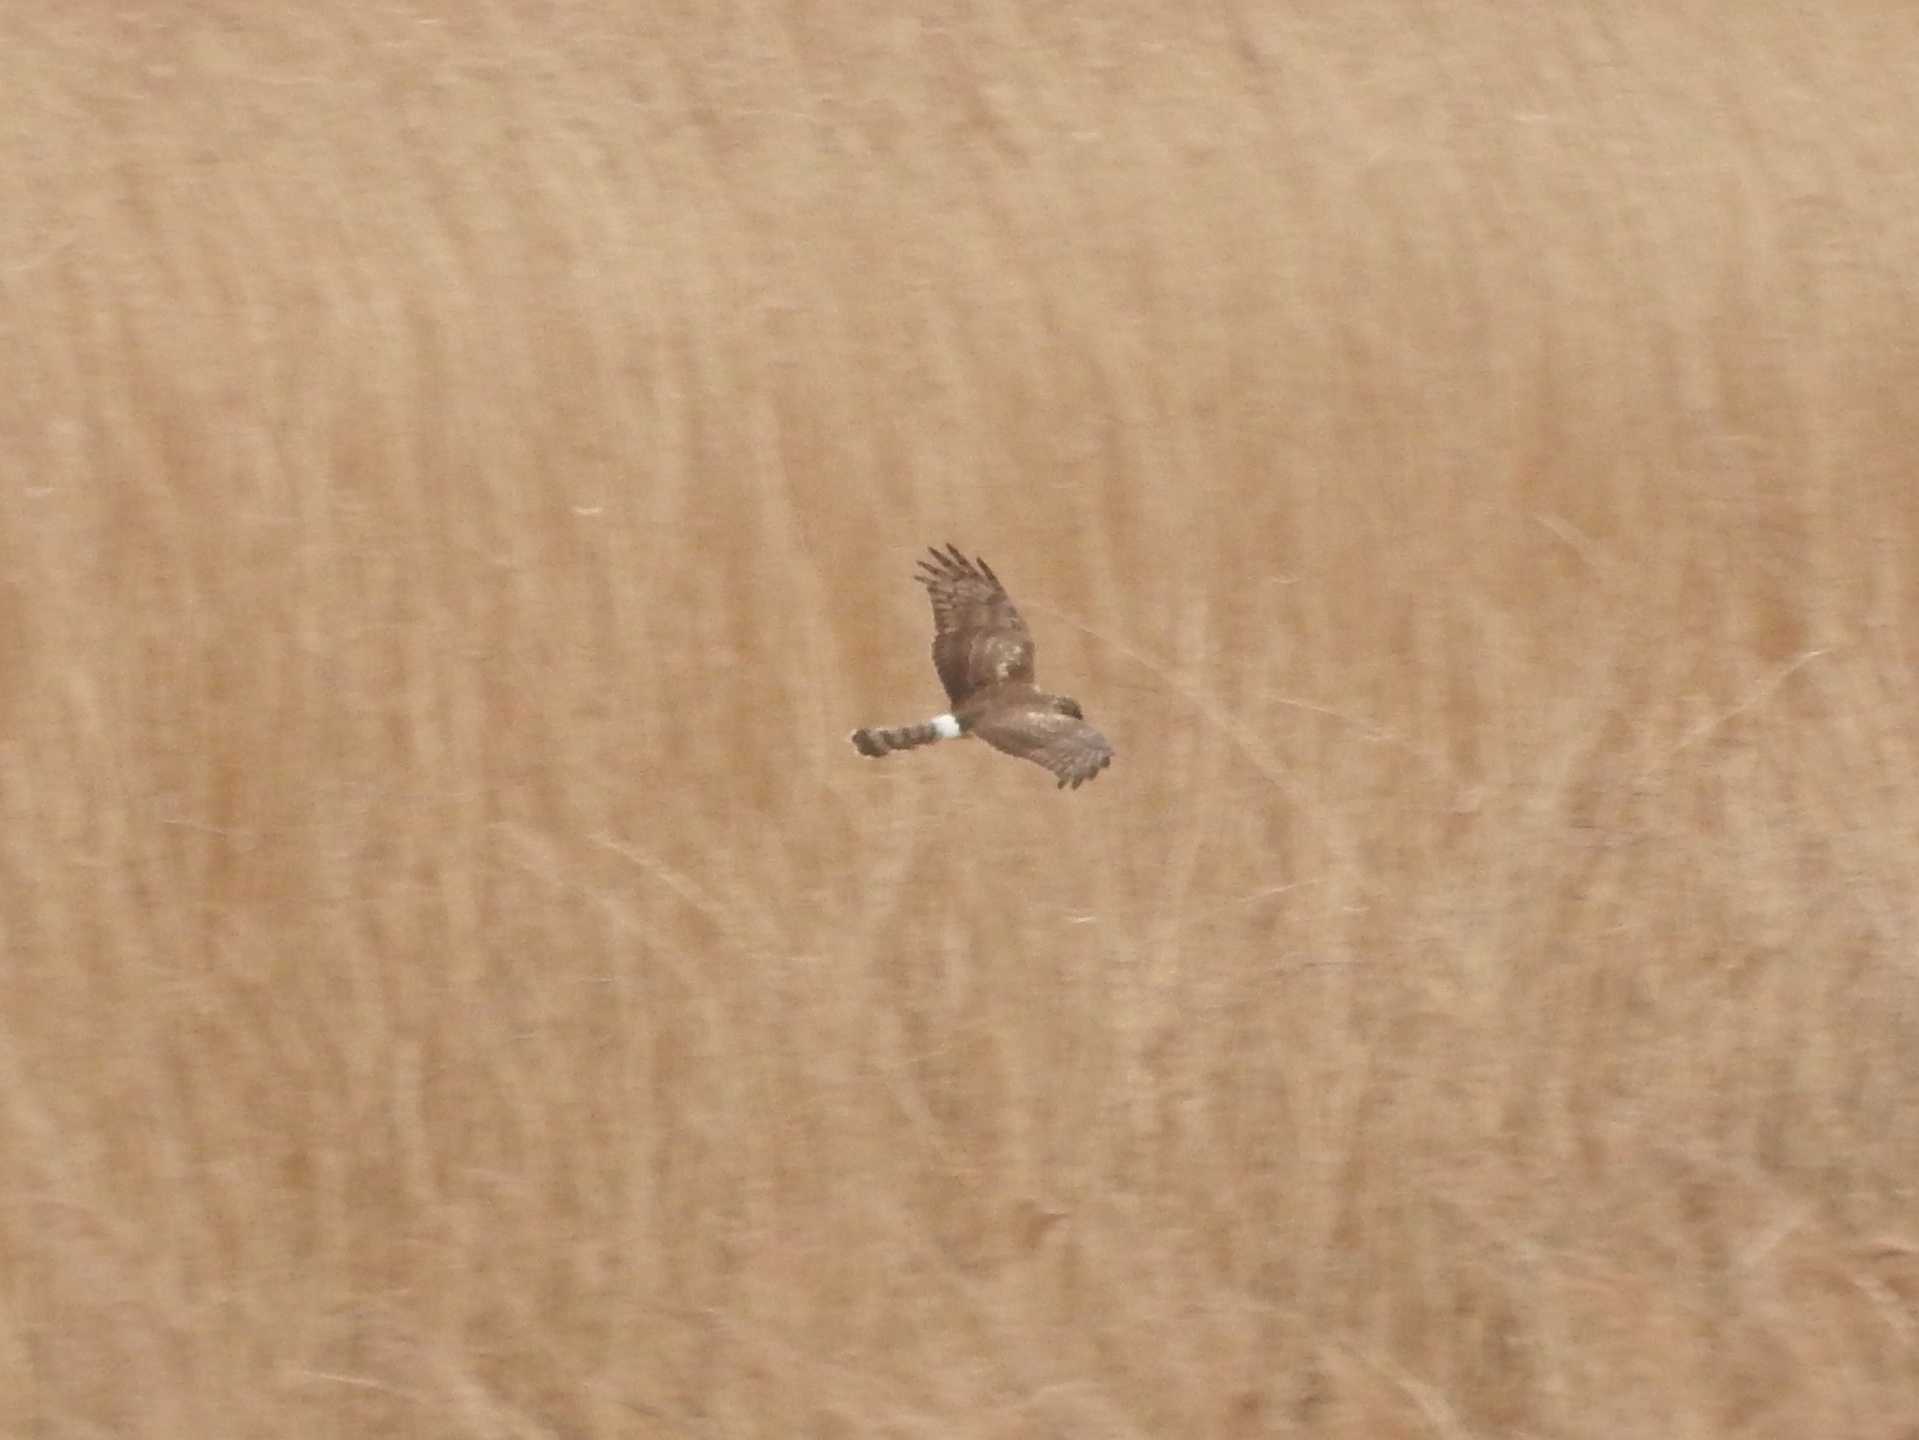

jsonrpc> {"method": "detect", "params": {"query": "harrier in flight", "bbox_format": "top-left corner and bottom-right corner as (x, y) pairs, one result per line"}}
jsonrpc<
(849, 544), (1114, 789)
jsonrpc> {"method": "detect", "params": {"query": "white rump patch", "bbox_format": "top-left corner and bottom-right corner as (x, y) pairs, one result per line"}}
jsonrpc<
(930, 713), (961, 740)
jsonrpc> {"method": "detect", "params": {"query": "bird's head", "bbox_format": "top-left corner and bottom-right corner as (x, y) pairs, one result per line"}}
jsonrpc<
(1054, 697), (1084, 720)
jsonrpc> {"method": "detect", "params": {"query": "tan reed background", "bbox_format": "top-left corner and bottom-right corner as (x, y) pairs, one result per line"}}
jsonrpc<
(3, 3), (1917, 1435)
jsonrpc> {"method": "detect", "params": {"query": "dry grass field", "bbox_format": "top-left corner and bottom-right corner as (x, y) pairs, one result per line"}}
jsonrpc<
(4, 3), (1918, 1435)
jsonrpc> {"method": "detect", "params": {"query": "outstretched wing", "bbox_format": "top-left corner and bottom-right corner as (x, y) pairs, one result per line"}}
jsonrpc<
(916, 544), (1035, 704)
(969, 702), (1115, 790)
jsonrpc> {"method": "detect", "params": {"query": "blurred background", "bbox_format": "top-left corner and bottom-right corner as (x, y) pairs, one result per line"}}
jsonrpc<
(3, 4), (1917, 1434)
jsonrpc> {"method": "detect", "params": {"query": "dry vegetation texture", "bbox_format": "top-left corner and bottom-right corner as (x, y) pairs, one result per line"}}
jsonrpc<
(6, 3), (1919, 1436)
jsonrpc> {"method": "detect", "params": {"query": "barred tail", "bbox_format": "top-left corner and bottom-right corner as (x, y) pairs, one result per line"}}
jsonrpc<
(849, 713), (960, 759)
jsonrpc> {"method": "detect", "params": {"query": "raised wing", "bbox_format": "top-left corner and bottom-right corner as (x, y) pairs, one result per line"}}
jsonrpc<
(916, 544), (1035, 704)
(969, 703), (1115, 790)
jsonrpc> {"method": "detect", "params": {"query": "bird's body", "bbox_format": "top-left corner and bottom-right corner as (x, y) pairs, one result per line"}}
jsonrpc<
(849, 545), (1114, 789)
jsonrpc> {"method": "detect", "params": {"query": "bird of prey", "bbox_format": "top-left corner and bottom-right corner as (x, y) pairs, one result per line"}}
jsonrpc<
(849, 544), (1114, 789)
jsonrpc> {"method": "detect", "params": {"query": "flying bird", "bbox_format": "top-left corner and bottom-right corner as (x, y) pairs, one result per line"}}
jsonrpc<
(849, 544), (1114, 789)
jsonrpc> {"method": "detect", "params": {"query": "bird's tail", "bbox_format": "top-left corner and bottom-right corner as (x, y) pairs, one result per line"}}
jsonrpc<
(849, 713), (960, 758)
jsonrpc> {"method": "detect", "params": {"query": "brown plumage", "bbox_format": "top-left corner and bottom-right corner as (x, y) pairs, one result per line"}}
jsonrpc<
(849, 544), (1114, 789)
